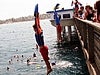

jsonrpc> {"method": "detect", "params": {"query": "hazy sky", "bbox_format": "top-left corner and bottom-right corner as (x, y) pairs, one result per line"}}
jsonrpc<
(0, 0), (96, 20)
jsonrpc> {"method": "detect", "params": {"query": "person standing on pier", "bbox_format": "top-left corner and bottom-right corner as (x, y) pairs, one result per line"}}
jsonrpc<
(84, 5), (94, 21)
(33, 4), (52, 75)
(54, 4), (62, 45)
(94, 0), (100, 23)
(71, 0), (82, 17)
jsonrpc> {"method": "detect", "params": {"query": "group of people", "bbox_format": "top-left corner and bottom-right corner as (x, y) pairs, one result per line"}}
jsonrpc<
(7, 51), (38, 71)
(72, 0), (100, 23)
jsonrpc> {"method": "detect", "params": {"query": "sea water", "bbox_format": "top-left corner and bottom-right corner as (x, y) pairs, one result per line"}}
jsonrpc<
(0, 20), (89, 75)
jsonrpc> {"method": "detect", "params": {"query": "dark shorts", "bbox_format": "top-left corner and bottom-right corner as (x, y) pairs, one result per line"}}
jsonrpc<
(35, 32), (44, 46)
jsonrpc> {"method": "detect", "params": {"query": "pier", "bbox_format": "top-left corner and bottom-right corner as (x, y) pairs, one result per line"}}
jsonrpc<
(50, 17), (100, 75)
(74, 18), (100, 75)
(50, 18), (74, 42)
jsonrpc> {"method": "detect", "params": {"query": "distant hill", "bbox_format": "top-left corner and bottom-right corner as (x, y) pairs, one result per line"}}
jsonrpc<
(0, 14), (51, 24)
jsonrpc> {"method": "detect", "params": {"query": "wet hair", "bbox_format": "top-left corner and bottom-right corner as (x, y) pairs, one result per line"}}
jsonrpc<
(22, 55), (23, 57)
(7, 67), (10, 70)
(27, 59), (30, 63)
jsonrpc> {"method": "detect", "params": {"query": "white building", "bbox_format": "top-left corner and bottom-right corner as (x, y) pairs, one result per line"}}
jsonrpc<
(46, 9), (74, 26)
(46, 9), (74, 20)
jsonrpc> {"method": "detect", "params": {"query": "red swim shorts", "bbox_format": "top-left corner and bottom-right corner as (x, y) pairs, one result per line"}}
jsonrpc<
(57, 25), (62, 33)
(40, 45), (49, 61)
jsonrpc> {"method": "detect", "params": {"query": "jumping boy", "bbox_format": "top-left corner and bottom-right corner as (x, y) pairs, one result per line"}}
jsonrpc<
(33, 4), (52, 75)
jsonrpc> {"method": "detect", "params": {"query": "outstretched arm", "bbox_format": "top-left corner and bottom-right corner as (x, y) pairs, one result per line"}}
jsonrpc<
(77, 2), (82, 6)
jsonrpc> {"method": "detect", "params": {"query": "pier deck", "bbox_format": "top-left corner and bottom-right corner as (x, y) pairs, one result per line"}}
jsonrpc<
(50, 18), (100, 75)
(50, 18), (74, 27)
(74, 18), (100, 75)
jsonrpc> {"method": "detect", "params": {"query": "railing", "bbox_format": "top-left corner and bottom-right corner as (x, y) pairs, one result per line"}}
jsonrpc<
(74, 18), (100, 75)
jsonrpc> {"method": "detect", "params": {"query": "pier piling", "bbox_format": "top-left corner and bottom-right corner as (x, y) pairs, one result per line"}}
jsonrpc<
(67, 26), (71, 42)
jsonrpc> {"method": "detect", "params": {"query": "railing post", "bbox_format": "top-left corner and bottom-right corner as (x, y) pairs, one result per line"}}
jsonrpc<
(62, 26), (66, 39)
(79, 21), (82, 37)
(82, 24), (88, 49)
(67, 26), (71, 42)
(87, 25), (94, 63)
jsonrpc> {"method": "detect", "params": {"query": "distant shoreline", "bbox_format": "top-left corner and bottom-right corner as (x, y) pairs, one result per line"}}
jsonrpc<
(0, 14), (50, 25)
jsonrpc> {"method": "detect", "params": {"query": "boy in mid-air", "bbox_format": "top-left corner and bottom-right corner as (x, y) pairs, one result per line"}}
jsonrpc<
(33, 4), (52, 75)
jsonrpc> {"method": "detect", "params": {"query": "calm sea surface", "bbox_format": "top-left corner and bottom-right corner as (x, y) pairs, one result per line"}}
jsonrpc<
(0, 20), (89, 75)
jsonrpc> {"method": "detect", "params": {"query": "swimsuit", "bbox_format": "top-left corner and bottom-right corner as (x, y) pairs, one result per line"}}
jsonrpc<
(35, 32), (44, 47)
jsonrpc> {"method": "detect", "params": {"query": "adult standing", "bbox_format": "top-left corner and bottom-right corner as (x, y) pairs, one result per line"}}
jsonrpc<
(71, 0), (82, 17)
(94, 0), (100, 23)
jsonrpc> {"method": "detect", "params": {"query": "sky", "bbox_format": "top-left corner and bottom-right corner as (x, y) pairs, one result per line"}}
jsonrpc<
(0, 0), (97, 20)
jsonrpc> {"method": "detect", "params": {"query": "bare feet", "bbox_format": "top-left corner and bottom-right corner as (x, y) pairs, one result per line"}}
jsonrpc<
(47, 69), (52, 75)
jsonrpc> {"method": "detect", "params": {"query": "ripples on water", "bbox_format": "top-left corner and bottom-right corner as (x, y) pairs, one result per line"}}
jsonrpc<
(0, 20), (89, 75)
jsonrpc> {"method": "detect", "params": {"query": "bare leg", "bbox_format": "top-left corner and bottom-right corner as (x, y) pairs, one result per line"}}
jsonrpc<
(39, 46), (52, 75)
(44, 60), (52, 75)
